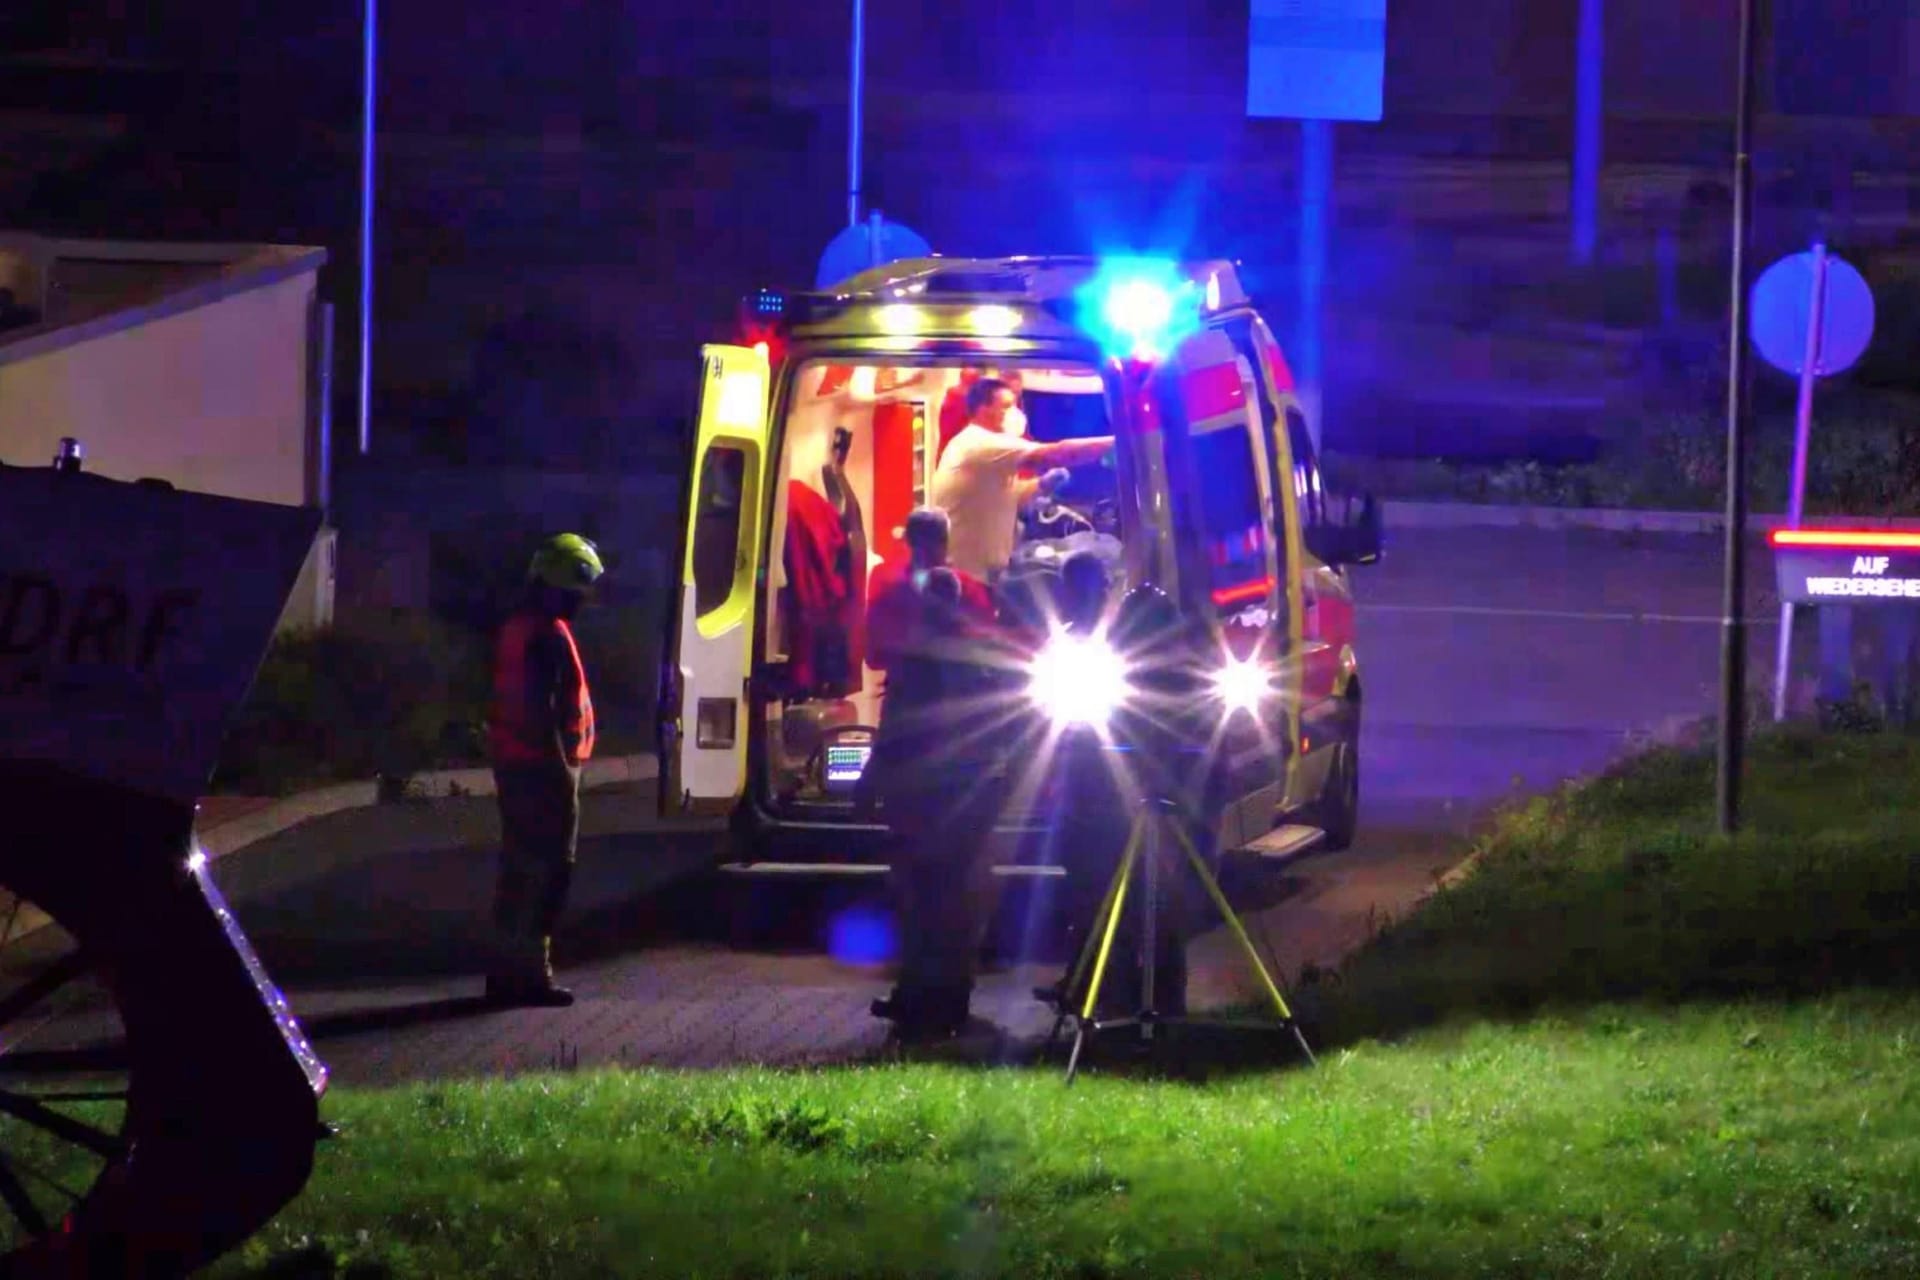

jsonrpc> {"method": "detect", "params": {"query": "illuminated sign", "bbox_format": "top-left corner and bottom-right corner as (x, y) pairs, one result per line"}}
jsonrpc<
(1770, 531), (1920, 607)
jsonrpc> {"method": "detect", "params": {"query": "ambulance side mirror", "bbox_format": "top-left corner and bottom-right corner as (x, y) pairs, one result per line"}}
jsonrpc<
(1305, 492), (1382, 568)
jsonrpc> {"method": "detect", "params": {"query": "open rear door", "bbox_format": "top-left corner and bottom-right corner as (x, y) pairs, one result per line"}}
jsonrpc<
(659, 344), (771, 817)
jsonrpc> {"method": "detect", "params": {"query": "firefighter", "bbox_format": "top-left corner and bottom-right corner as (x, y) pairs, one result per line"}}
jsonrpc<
(865, 509), (1015, 1041)
(485, 533), (603, 1007)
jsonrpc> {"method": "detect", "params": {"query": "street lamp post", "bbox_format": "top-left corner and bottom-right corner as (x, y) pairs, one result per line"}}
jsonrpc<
(848, 0), (865, 228)
(357, 0), (377, 456)
(1716, 0), (1762, 834)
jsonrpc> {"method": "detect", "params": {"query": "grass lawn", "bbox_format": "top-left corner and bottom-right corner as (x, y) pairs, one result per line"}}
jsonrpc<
(214, 732), (1920, 1278)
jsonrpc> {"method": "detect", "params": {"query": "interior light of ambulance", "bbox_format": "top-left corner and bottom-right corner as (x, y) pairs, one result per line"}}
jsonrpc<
(967, 304), (1022, 337)
(875, 304), (926, 336)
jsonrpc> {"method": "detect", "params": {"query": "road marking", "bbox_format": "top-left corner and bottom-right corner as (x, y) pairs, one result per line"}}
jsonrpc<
(1369, 603), (1780, 626)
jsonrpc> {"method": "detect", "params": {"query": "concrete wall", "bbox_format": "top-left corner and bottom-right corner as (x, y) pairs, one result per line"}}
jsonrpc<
(0, 256), (333, 629)
(0, 271), (317, 504)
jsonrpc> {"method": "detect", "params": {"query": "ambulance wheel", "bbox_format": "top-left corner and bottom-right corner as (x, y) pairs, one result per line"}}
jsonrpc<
(0, 882), (138, 1270)
(1308, 701), (1361, 854)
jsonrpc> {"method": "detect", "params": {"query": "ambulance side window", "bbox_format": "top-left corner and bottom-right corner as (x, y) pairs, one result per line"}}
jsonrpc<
(1285, 410), (1325, 530)
(1188, 425), (1271, 615)
(692, 446), (747, 616)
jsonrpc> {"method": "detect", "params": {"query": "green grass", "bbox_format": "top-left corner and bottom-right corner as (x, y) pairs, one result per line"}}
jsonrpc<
(211, 731), (1920, 1278)
(1300, 730), (1920, 1046)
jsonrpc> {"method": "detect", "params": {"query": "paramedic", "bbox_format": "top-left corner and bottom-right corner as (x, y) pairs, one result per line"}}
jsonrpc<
(865, 509), (1017, 1040)
(930, 378), (1115, 581)
(485, 533), (603, 1008)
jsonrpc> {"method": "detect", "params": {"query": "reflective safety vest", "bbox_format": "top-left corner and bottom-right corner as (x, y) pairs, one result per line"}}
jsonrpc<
(489, 611), (595, 766)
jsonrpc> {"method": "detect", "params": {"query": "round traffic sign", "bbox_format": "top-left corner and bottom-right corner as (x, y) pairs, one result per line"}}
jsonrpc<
(815, 216), (931, 289)
(1750, 249), (1875, 378)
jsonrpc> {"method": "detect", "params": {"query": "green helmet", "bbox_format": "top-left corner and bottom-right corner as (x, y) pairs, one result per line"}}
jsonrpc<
(528, 533), (605, 593)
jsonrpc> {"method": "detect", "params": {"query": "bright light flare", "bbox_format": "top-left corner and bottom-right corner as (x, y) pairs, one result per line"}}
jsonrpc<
(1102, 281), (1175, 344)
(1027, 633), (1132, 728)
(1076, 257), (1203, 360)
(967, 304), (1022, 337)
(1213, 658), (1273, 716)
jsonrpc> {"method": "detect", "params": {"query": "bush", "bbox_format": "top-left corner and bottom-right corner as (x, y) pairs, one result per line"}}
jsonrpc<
(213, 609), (491, 796)
(1326, 394), (1920, 515)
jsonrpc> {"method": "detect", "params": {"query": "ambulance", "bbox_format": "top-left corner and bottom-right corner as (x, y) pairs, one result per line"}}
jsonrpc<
(657, 255), (1381, 878)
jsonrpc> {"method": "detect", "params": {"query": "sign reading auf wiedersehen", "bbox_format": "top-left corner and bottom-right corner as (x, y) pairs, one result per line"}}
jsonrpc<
(1246, 0), (1387, 122)
(1771, 530), (1920, 606)
(0, 466), (320, 806)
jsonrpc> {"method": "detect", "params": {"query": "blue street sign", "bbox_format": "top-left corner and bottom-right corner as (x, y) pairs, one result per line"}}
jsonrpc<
(1751, 250), (1876, 378)
(816, 217), (931, 290)
(1246, 0), (1387, 122)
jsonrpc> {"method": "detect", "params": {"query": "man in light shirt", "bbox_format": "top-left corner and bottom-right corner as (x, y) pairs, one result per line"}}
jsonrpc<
(929, 378), (1116, 581)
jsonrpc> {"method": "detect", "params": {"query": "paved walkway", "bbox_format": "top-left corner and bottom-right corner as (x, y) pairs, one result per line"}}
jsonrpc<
(260, 788), (1470, 1088)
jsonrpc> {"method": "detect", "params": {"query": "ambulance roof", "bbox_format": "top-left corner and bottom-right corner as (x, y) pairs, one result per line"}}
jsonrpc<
(822, 255), (1250, 311)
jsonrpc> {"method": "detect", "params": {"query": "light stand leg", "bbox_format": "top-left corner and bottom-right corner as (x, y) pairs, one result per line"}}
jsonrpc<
(1049, 824), (1136, 1047)
(1139, 806), (1159, 1041)
(1168, 821), (1317, 1067)
(1065, 812), (1145, 1085)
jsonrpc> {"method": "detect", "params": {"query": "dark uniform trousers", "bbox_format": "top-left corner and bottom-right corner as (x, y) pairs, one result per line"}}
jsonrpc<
(491, 761), (581, 986)
(887, 773), (1009, 1020)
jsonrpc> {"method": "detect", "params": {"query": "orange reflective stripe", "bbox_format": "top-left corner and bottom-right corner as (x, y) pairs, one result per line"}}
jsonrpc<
(556, 619), (594, 762)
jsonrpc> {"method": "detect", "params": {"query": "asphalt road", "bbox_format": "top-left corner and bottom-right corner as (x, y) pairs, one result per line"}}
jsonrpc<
(223, 525), (1793, 1085)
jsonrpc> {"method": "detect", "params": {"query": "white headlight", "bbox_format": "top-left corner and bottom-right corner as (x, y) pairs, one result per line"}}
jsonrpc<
(1028, 634), (1131, 728)
(1213, 659), (1272, 716)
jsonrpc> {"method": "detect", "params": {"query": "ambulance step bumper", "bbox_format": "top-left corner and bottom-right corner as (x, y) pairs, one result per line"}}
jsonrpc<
(716, 862), (1067, 879)
(1237, 824), (1327, 861)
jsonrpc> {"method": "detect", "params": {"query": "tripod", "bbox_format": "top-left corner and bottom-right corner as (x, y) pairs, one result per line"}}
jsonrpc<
(1042, 796), (1316, 1084)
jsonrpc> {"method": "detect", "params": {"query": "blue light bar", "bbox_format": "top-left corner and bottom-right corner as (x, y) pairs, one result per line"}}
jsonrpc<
(1073, 258), (1204, 361)
(750, 289), (786, 317)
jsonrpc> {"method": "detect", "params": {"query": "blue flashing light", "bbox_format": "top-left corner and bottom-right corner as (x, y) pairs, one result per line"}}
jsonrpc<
(1075, 258), (1203, 361)
(751, 289), (786, 317)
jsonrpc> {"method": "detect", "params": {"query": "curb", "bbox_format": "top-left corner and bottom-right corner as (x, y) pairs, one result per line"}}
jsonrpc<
(1380, 500), (1920, 536)
(1425, 710), (1709, 897)
(197, 754), (659, 862)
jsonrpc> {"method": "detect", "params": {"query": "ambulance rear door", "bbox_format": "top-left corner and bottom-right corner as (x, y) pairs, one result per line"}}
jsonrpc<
(1166, 327), (1293, 850)
(659, 344), (771, 818)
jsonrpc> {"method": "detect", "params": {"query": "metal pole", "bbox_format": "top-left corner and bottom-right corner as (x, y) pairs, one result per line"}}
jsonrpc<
(357, 0), (377, 455)
(1716, 0), (1761, 835)
(1299, 119), (1331, 452)
(315, 302), (336, 521)
(1572, 0), (1604, 264)
(1772, 244), (1830, 722)
(848, 0), (865, 228)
